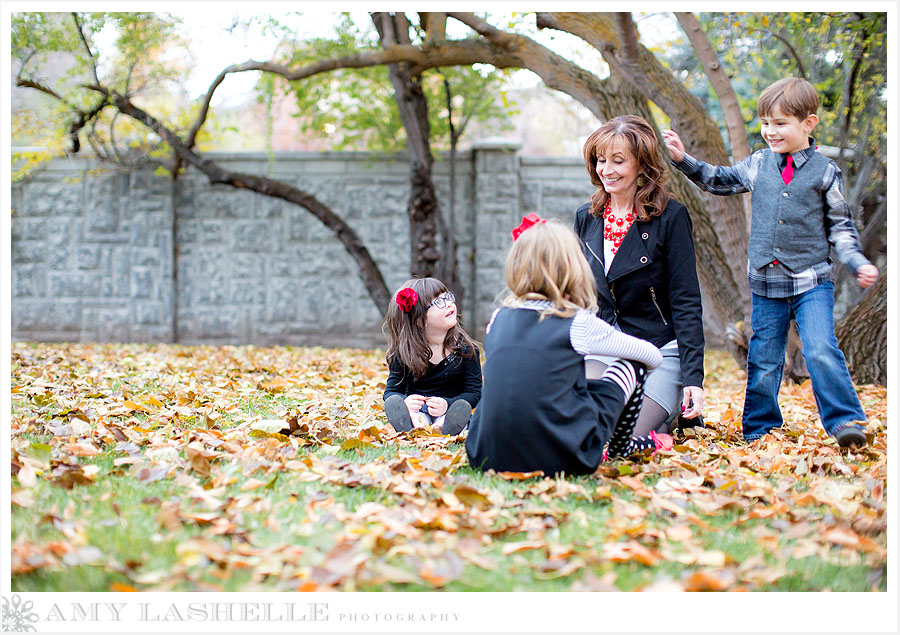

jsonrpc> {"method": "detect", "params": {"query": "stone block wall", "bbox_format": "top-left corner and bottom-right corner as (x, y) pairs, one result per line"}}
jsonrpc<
(11, 143), (594, 347)
(11, 162), (175, 343)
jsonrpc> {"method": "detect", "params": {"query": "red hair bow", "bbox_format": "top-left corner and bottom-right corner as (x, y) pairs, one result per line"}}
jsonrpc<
(395, 287), (418, 312)
(511, 212), (546, 241)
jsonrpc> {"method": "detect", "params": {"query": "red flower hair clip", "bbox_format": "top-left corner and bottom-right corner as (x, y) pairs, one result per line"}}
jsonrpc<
(395, 287), (418, 313)
(511, 212), (546, 241)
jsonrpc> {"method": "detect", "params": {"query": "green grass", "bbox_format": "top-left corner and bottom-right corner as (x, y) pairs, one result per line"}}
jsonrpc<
(11, 442), (886, 592)
(10, 343), (887, 592)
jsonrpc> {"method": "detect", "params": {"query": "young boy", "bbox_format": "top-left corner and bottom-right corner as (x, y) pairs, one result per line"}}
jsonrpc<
(662, 76), (878, 449)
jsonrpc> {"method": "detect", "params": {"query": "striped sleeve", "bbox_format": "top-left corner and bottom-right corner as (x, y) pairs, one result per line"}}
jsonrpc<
(570, 310), (663, 369)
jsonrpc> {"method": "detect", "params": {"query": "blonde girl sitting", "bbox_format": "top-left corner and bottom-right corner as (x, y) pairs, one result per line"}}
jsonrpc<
(466, 215), (671, 475)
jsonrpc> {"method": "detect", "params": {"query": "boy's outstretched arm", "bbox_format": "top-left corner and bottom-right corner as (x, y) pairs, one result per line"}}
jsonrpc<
(663, 129), (755, 196)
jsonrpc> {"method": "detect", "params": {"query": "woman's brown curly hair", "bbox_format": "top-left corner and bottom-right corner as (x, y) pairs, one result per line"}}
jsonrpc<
(583, 115), (670, 221)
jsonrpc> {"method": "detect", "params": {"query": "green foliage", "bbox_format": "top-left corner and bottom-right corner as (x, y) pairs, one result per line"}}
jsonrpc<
(663, 13), (886, 160)
(13, 11), (196, 178)
(258, 12), (515, 153)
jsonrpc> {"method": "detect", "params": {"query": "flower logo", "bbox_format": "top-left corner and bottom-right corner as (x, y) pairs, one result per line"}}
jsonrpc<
(1, 594), (39, 632)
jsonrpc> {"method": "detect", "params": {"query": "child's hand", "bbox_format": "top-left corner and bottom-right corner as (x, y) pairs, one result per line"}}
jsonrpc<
(404, 394), (426, 414)
(856, 264), (878, 288)
(425, 397), (448, 417)
(662, 130), (685, 163)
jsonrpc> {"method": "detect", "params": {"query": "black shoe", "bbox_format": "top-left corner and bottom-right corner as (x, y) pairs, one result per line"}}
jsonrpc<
(384, 395), (413, 432)
(834, 423), (867, 449)
(676, 413), (705, 434)
(440, 400), (472, 436)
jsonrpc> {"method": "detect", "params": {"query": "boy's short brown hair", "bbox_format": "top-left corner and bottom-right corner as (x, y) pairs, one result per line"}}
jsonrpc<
(757, 77), (819, 120)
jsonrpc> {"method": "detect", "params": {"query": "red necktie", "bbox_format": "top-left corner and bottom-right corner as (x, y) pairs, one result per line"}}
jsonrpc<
(782, 155), (794, 185)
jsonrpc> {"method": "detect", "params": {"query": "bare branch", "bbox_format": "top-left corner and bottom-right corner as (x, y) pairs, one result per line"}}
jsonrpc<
(419, 12), (447, 43)
(17, 77), (109, 153)
(68, 97), (110, 154)
(455, 75), (491, 141)
(71, 12), (101, 86)
(86, 119), (108, 161)
(108, 111), (125, 164)
(838, 27), (869, 174)
(14, 50), (37, 81)
(447, 12), (515, 46)
(124, 58), (136, 95)
(768, 29), (808, 78)
(16, 78), (68, 103)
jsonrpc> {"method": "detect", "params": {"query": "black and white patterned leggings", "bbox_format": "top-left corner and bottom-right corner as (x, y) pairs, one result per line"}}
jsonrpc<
(601, 360), (659, 457)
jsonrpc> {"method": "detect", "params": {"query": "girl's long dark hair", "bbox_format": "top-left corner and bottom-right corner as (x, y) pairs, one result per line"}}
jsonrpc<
(383, 277), (477, 379)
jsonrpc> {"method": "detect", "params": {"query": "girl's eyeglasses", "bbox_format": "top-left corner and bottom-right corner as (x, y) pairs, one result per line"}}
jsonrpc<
(428, 292), (456, 309)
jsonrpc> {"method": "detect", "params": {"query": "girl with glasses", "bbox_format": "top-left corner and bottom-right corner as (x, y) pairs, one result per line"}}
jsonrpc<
(382, 278), (481, 435)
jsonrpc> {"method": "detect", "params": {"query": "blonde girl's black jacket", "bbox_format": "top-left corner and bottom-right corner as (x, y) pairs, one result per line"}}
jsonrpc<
(574, 198), (705, 389)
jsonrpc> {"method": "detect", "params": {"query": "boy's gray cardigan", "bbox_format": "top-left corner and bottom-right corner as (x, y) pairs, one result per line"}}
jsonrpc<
(674, 148), (870, 275)
(751, 151), (848, 271)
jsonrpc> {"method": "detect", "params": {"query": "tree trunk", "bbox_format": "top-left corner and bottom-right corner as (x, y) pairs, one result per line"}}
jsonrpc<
(534, 11), (753, 360)
(438, 72), (462, 304)
(835, 267), (887, 385)
(674, 12), (753, 227)
(373, 12), (441, 279)
(674, 14), (751, 162)
(783, 323), (809, 384)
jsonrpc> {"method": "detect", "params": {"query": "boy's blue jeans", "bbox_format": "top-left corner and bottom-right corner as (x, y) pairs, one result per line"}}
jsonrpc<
(742, 282), (866, 440)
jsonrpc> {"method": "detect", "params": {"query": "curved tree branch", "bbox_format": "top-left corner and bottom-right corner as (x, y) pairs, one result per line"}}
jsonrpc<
(90, 86), (391, 311)
(446, 11), (515, 45)
(16, 78), (68, 104)
(186, 40), (520, 149)
(71, 12), (101, 86)
(16, 77), (108, 153)
(766, 29), (807, 78)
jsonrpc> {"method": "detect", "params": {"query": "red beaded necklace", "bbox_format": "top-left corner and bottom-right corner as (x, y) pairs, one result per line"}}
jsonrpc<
(603, 201), (635, 254)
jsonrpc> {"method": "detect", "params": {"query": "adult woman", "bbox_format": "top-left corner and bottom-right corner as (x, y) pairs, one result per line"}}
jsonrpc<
(574, 115), (705, 437)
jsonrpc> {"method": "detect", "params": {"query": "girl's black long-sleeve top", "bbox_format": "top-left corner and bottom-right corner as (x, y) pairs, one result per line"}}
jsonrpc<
(383, 346), (482, 408)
